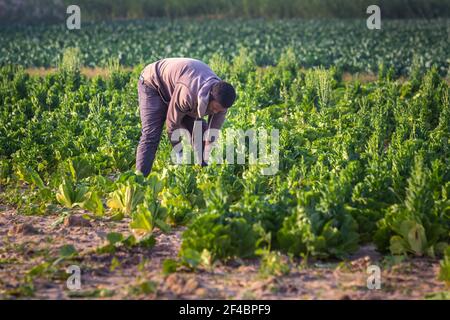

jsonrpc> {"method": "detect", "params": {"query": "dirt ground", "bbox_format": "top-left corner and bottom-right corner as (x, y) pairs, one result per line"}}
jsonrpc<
(0, 205), (448, 300)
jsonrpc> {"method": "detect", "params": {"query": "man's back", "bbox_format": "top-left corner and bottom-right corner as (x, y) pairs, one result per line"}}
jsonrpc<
(136, 57), (236, 176)
(141, 57), (220, 106)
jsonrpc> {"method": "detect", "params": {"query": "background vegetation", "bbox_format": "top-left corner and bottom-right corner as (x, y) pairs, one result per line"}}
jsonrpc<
(1, 19), (448, 77)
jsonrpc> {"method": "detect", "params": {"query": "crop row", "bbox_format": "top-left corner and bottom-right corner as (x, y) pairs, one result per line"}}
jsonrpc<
(0, 49), (449, 266)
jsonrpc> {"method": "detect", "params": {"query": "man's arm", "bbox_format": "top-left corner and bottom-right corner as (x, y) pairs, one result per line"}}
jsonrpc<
(208, 110), (227, 132)
(203, 109), (228, 163)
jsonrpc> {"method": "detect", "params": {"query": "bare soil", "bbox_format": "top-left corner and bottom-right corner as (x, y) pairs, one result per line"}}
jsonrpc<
(0, 205), (447, 300)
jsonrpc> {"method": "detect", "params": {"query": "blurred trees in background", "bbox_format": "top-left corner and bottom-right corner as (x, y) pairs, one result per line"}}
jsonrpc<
(1, 0), (449, 24)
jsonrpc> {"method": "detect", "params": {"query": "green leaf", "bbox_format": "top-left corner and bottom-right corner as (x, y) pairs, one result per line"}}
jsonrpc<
(17, 166), (45, 189)
(68, 158), (94, 181)
(406, 222), (427, 256)
(390, 235), (408, 255)
(181, 248), (201, 269)
(107, 181), (144, 216)
(76, 191), (104, 216)
(138, 234), (156, 248)
(122, 235), (137, 247)
(129, 204), (153, 236)
(106, 232), (124, 245)
(59, 244), (77, 258)
(162, 259), (178, 275)
(56, 177), (88, 208)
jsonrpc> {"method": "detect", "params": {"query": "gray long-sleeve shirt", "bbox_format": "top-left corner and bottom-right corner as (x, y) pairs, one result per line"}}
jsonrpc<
(140, 58), (227, 140)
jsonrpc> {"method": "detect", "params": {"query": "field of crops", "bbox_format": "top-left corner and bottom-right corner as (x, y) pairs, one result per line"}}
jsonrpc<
(1, 40), (449, 298)
(1, 19), (449, 75)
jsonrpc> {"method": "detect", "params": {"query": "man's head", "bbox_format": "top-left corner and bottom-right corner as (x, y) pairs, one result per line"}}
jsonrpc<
(208, 81), (236, 114)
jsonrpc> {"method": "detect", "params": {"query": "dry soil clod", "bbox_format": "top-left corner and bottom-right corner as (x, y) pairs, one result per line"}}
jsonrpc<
(8, 223), (40, 236)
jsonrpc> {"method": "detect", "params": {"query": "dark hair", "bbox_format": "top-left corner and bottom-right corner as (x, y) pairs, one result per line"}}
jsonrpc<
(210, 81), (236, 108)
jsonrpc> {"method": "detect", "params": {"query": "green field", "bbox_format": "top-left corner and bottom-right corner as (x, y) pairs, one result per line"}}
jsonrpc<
(1, 46), (449, 255)
(0, 17), (449, 299)
(1, 19), (448, 75)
